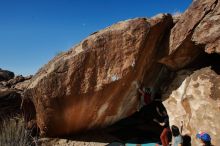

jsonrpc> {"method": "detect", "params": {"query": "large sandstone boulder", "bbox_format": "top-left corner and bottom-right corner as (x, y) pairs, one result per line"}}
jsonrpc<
(24, 15), (173, 136)
(163, 67), (220, 145)
(21, 0), (220, 141)
(159, 0), (220, 70)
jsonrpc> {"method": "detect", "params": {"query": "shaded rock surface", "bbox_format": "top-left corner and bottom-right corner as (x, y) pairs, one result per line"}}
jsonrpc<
(37, 101), (166, 146)
(0, 71), (32, 118)
(24, 15), (173, 137)
(0, 87), (21, 117)
(163, 67), (220, 146)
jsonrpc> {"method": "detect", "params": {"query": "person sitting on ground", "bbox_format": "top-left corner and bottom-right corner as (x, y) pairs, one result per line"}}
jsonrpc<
(171, 125), (183, 146)
(153, 107), (170, 146)
(196, 132), (213, 146)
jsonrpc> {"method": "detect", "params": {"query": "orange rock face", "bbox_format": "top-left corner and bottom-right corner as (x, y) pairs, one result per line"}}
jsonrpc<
(192, 0), (220, 54)
(159, 0), (220, 70)
(24, 15), (173, 136)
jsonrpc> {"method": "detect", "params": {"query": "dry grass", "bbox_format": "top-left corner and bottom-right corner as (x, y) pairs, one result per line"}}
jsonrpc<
(0, 115), (37, 146)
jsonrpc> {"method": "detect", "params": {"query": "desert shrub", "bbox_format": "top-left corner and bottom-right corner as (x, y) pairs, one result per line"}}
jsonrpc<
(0, 115), (37, 146)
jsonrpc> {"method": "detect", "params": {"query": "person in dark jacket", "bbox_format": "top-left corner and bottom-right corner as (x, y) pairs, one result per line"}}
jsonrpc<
(153, 107), (170, 146)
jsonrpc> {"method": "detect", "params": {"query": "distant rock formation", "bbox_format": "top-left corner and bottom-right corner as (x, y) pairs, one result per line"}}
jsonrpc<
(0, 70), (32, 118)
(0, 68), (14, 82)
(22, 0), (220, 145)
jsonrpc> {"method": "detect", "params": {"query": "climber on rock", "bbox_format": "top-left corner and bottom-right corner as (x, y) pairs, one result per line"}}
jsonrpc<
(135, 81), (154, 111)
(138, 86), (152, 106)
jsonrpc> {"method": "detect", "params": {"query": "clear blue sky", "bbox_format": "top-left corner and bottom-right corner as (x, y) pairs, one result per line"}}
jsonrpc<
(0, 0), (192, 76)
